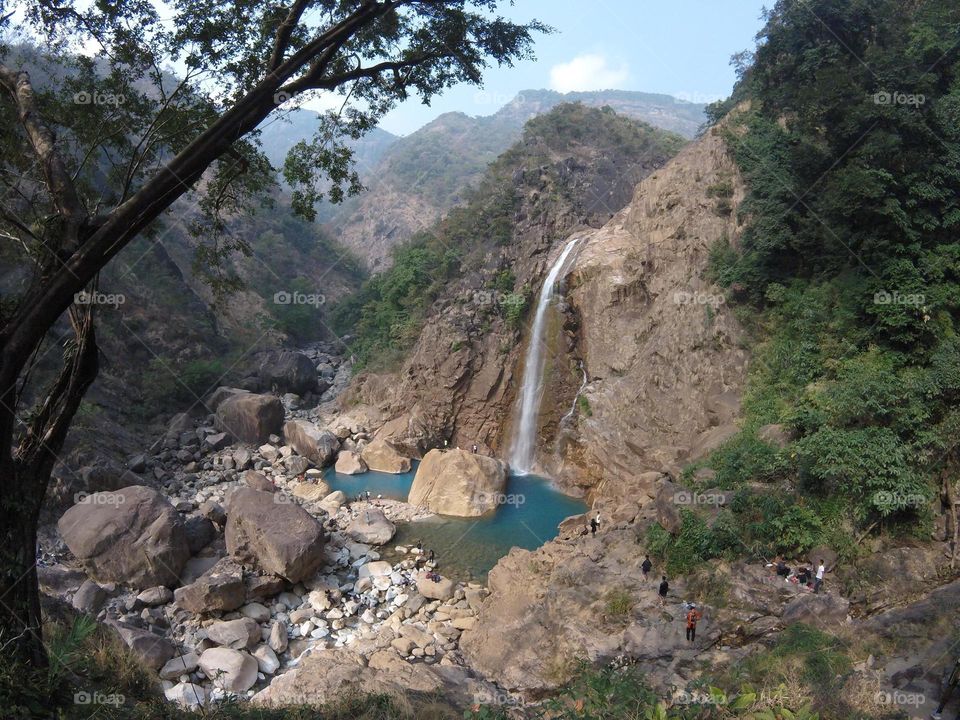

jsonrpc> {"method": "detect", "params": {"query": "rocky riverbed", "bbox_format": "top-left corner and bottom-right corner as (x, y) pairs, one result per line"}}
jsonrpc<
(39, 344), (514, 711)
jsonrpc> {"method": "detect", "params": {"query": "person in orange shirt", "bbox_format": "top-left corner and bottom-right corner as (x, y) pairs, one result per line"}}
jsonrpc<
(685, 604), (703, 643)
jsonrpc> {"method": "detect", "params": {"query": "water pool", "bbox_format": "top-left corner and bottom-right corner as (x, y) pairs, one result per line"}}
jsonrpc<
(323, 464), (586, 581)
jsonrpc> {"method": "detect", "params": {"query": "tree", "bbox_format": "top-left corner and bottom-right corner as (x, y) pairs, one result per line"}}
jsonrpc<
(0, 0), (545, 668)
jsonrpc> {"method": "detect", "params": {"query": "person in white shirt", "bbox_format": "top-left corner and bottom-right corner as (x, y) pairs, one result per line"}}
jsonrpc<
(814, 560), (826, 593)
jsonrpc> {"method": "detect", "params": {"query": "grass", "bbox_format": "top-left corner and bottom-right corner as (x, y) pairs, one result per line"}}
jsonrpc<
(603, 589), (635, 619)
(0, 615), (463, 720)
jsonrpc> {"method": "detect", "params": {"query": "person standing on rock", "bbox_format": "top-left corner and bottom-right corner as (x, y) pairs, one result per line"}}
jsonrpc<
(658, 576), (669, 607)
(814, 559), (826, 593)
(590, 515), (598, 535)
(641, 555), (652, 580)
(472, 443), (478, 453)
(685, 604), (703, 643)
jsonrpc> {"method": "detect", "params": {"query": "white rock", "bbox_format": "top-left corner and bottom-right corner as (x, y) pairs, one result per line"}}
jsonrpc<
(164, 682), (206, 709)
(253, 644), (280, 674)
(198, 648), (258, 693)
(240, 602), (271, 622)
(268, 621), (288, 653)
(159, 652), (200, 680)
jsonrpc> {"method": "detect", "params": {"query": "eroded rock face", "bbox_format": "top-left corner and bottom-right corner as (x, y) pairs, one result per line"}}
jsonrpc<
(283, 419), (339, 466)
(216, 393), (284, 445)
(58, 485), (189, 587)
(339, 122), (749, 501)
(360, 440), (411, 474)
(225, 488), (326, 582)
(408, 448), (507, 517)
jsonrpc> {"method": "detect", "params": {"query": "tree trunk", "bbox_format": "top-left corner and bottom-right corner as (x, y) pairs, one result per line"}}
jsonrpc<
(0, 306), (100, 668)
(0, 451), (46, 668)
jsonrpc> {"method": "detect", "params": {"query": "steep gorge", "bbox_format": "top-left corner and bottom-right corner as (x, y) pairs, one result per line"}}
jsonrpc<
(343, 111), (748, 504)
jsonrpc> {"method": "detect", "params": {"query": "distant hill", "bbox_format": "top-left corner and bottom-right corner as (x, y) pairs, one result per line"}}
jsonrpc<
(279, 89), (706, 270)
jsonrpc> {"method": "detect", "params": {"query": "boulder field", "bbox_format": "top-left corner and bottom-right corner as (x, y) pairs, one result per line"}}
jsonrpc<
(407, 448), (508, 517)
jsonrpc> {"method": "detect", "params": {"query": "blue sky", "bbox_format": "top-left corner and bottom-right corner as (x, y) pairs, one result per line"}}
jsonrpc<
(375, 0), (770, 135)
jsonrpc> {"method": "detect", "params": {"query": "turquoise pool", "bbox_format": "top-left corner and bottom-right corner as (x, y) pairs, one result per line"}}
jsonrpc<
(323, 463), (586, 581)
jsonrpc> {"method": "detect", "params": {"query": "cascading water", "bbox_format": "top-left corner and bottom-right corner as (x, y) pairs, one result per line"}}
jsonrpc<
(508, 237), (581, 474)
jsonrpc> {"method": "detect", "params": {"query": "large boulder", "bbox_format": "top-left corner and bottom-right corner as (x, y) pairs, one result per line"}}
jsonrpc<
(225, 488), (326, 582)
(291, 481), (331, 503)
(408, 448), (507, 517)
(283, 420), (339, 466)
(198, 648), (258, 693)
(108, 621), (175, 670)
(360, 440), (411, 474)
(174, 558), (246, 613)
(216, 393), (284, 445)
(346, 507), (396, 545)
(206, 618), (261, 650)
(415, 572), (455, 601)
(250, 646), (448, 707)
(334, 450), (367, 475)
(259, 351), (317, 395)
(58, 485), (189, 587)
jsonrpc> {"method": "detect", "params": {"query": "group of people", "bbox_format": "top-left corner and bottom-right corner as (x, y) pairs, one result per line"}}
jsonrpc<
(583, 516), (703, 644)
(643, 554), (700, 644)
(772, 557), (827, 593)
(354, 490), (383, 505)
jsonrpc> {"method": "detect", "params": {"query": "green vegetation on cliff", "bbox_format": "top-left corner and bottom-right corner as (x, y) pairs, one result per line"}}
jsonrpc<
(661, 0), (960, 568)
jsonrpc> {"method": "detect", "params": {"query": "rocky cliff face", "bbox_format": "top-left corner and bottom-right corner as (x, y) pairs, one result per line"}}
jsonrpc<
(348, 122), (748, 503)
(551, 126), (749, 499)
(339, 105), (682, 465)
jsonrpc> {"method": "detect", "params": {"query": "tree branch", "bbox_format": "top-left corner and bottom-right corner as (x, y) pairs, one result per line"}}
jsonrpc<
(268, 0), (312, 72)
(0, 66), (87, 252)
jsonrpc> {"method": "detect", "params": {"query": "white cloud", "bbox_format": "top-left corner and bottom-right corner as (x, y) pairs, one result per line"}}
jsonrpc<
(549, 54), (630, 94)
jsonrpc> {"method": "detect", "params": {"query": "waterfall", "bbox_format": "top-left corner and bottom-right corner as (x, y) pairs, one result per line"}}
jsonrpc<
(508, 237), (581, 474)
